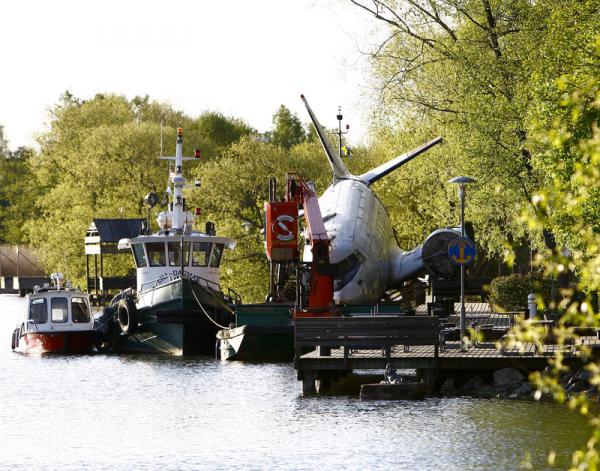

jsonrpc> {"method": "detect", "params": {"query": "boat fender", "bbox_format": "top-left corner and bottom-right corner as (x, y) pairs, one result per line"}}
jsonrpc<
(97, 306), (114, 335)
(117, 298), (139, 335)
(11, 328), (18, 350)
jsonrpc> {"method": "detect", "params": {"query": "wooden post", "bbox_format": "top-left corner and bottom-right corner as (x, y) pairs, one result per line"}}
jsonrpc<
(94, 254), (98, 295)
(318, 346), (331, 356)
(302, 370), (316, 395)
(100, 249), (104, 298)
(85, 254), (90, 293)
(316, 374), (331, 394)
(421, 368), (439, 394)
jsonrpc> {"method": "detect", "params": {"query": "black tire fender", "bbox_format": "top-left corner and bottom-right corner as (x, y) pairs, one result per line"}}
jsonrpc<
(117, 298), (139, 335)
(11, 328), (19, 350)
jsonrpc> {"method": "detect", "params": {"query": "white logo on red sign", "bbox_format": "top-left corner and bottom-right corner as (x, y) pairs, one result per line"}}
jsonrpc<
(272, 214), (295, 241)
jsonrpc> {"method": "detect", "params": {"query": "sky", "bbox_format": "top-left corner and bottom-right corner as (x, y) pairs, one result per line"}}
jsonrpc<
(0, 0), (382, 150)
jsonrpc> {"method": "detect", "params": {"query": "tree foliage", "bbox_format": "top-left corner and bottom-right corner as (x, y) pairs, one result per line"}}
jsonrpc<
(192, 137), (330, 302)
(0, 128), (38, 244)
(350, 0), (600, 255)
(270, 105), (306, 149)
(24, 93), (254, 284)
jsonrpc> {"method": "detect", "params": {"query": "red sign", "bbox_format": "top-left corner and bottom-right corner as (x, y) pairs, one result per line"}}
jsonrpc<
(265, 201), (298, 262)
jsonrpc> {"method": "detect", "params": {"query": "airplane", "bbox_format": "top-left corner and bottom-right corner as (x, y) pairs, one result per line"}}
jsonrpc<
(298, 95), (460, 304)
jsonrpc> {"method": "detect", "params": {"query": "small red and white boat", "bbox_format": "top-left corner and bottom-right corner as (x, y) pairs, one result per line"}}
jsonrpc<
(11, 273), (96, 354)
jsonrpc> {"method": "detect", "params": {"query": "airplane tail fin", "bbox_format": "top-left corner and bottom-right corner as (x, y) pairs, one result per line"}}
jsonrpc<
(359, 137), (443, 186)
(301, 95), (351, 179)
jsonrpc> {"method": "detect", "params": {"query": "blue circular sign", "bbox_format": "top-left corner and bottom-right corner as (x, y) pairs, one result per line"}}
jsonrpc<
(448, 237), (477, 266)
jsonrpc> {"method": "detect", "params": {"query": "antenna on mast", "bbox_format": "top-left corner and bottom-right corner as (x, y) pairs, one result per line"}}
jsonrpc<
(160, 119), (164, 158)
(336, 106), (350, 159)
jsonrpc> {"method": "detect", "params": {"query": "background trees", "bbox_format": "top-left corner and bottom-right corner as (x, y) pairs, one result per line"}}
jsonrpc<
(349, 0), (599, 256)
(8, 95), (334, 301)
(269, 105), (306, 149)
(20, 93), (261, 285)
(0, 127), (38, 245)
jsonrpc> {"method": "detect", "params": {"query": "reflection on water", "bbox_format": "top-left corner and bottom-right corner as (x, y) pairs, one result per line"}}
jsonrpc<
(0, 295), (590, 470)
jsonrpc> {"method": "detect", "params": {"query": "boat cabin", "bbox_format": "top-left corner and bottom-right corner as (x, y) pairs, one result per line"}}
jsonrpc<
(119, 234), (235, 293)
(19, 288), (93, 334)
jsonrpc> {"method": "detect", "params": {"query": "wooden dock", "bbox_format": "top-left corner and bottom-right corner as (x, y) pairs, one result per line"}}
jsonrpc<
(294, 313), (599, 395)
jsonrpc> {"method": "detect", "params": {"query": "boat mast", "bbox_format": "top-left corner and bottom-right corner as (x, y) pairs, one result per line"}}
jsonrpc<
(171, 127), (186, 231)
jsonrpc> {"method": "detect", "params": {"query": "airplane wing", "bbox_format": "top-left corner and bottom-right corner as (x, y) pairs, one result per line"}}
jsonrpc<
(359, 137), (443, 186)
(301, 95), (351, 179)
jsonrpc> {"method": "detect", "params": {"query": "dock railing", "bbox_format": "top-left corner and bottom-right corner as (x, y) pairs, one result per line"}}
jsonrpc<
(294, 316), (441, 368)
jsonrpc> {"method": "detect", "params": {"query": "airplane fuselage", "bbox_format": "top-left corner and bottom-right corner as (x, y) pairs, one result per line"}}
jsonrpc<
(305, 177), (397, 304)
(299, 95), (456, 305)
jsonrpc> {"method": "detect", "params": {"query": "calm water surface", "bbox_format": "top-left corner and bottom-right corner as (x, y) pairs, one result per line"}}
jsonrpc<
(0, 294), (590, 470)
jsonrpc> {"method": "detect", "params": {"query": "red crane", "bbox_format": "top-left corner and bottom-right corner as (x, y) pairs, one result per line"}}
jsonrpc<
(264, 174), (336, 318)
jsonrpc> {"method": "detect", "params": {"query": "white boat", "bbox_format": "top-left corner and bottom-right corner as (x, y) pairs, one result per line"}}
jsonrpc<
(11, 273), (97, 354)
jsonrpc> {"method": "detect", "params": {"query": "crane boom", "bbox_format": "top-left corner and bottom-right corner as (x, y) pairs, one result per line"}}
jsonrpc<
(264, 174), (336, 317)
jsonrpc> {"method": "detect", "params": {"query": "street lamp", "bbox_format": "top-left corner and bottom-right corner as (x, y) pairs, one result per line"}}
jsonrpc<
(448, 176), (477, 349)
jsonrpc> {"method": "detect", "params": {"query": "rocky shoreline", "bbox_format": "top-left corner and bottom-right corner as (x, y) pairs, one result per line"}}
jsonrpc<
(383, 366), (595, 401)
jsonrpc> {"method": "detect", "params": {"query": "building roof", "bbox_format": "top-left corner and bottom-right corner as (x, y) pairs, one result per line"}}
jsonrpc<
(89, 218), (144, 243)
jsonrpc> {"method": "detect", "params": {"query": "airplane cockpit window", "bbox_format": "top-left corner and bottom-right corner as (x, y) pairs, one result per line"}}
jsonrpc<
(334, 252), (362, 290)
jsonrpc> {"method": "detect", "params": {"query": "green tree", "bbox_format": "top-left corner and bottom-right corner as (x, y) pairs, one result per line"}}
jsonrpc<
(271, 105), (306, 149)
(194, 111), (254, 154)
(0, 128), (38, 244)
(25, 93), (226, 283)
(192, 137), (329, 302)
(507, 62), (600, 469)
(350, 0), (599, 256)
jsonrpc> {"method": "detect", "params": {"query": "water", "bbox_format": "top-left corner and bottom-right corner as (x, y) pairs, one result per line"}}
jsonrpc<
(0, 294), (590, 470)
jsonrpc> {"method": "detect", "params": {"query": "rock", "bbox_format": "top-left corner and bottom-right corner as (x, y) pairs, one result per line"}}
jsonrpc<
(494, 368), (526, 388)
(462, 376), (485, 391)
(567, 381), (587, 393)
(510, 382), (533, 398)
(586, 391), (599, 402)
(440, 378), (456, 394)
(576, 369), (591, 382)
(477, 385), (499, 398)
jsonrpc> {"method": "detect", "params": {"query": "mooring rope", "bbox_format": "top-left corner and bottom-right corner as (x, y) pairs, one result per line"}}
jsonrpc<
(190, 284), (230, 330)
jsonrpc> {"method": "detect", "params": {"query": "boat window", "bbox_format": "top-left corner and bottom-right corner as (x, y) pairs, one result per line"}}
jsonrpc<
(132, 243), (147, 268)
(209, 243), (224, 268)
(29, 298), (48, 323)
(51, 297), (68, 323)
(191, 242), (211, 267)
(146, 242), (167, 267)
(168, 242), (190, 267)
(71, 297), (90, 323)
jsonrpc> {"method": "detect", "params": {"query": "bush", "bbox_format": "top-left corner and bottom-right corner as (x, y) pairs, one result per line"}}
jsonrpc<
(488, 273), (552, 312)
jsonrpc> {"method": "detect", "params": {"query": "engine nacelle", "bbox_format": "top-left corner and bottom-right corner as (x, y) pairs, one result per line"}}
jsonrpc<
(393, 229), (461, 284)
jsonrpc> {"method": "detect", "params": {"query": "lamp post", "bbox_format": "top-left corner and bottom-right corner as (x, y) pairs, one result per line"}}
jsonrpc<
(448, 176), (476, 349)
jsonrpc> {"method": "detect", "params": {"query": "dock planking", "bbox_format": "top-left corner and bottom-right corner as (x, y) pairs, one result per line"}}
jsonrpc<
(297, 340), (589, 369)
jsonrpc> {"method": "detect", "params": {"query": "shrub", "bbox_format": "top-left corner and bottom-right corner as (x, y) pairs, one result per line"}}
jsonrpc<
(488, 273), (552, 312)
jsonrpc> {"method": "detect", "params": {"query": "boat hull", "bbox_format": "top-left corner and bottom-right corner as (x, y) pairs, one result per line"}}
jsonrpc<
(113, 277), (235, 355)
(20, 331), (95, 354)
(217, 324), (293, 361)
